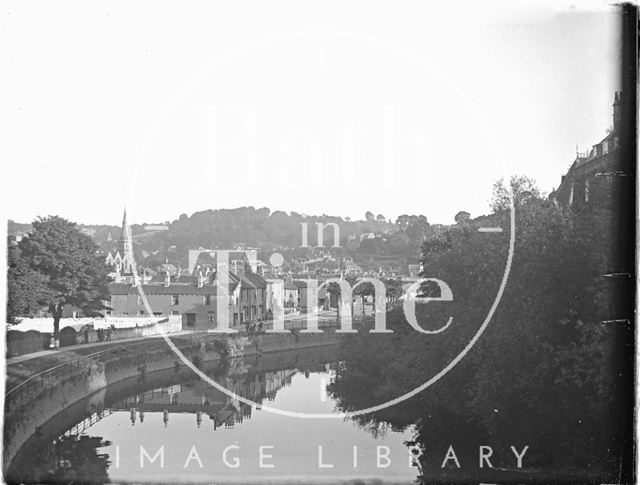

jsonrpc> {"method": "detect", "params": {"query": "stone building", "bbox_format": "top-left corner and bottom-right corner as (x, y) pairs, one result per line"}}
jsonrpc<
(551, 92), (625, 208)
(108, 267), (268, 331)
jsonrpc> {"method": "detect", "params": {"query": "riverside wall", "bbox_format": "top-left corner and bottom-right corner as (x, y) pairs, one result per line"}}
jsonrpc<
(3, 330), (342, 473)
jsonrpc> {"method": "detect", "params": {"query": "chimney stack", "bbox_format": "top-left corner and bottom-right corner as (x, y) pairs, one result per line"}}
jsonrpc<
(235, 262), (245, 276)
(613, 91), (622, 133)
(164, 272), (171, 287)
(197, 272), (205, 288)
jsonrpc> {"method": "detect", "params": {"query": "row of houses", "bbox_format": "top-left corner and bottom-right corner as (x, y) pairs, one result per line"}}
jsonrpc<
(106, 267), (329, 331)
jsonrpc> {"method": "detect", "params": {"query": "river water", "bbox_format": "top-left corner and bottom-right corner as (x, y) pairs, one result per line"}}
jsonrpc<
(7, 347), (419, 484)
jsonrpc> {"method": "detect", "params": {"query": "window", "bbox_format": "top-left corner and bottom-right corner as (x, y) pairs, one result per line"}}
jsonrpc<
(172, 310), (179, 315)
(139, 310), (146, 316)
(204, 294), (212, 306)
(171, 295), (179, 306)
(153, 312), (162, 316)
(207, 311), (215, 323)
(585, 180), (590, 203)
(185, 313), (196, 327)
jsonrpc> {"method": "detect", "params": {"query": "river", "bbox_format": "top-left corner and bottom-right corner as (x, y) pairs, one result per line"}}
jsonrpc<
(6, 346), (420, 484)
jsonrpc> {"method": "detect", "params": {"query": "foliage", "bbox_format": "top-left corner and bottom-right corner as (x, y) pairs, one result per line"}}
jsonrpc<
(16, 216), (110, 336)
(490, 175), (543, 212)
(7, 243), (51, 323)
(328, 176), (626, 481)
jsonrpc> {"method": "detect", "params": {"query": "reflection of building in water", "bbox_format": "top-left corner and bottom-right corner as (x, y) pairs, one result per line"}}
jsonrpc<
(58, 362), (337, 441)
(111, 368), (297, 429)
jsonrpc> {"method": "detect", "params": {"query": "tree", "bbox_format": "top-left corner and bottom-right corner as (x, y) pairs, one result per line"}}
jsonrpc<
(330, 178), (623, 475)
(395, 214), (410, 231)
(405, 215), (429, 248)
(326, 281), (342, 321)
(454, 211), (470, 225)
(18, 216), (110, 340)
(383, 278), (404, 310)
(376, 214), (386, 223)
(7, 243), (50, 323)
(365, 211), (374, 222)
(490, 175), (542, 212)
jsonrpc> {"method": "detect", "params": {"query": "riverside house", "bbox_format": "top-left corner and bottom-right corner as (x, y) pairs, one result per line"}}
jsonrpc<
(108, 267), (268, 331)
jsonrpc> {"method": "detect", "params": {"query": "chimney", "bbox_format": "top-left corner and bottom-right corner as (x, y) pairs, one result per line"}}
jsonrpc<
(197, 273), (205, 288)
(164, 272), (171, 287)
(613, 91), (622, 133)
(235, 263), (245, 276)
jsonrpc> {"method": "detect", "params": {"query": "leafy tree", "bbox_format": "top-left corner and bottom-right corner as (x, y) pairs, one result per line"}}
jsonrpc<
(490, 175), (542, 212)
(405, 214), (429, 248)
(365, 211), (374, 222)
(395, 214), (410, 231)
(454, 210), (470, 225)
(18, 216), (110, 339)
(326, 281), (342, 321)
(329, 178), (625, 480)
(353, 279), (375, 316)
(7, 243), (50, 323)
(383, 278), (404, 309)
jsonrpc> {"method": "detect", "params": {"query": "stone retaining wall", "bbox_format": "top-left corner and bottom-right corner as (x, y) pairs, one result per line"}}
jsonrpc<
(3, 330), (342, 473)
(6, 317), (183, 357)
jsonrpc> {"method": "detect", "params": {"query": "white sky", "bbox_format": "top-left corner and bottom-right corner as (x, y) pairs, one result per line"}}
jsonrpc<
(0, 1), (621, 226)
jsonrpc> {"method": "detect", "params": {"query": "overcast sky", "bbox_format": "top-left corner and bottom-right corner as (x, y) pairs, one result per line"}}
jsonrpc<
(1, 1), (621, 226)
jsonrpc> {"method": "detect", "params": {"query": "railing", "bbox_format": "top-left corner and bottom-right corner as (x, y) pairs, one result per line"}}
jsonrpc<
(5, 335), (201, 412)
(238, 315), (368, 333)
(5, 315), (368, 411)
(62, 409), (115, 439)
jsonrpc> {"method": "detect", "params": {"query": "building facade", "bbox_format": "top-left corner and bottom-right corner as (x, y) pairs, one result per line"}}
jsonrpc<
(108, 269), (268, 331)
(551, 92), (624, 208)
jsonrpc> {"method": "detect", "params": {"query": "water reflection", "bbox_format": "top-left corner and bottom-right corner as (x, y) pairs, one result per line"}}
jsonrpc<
(7, 349), (419, 484)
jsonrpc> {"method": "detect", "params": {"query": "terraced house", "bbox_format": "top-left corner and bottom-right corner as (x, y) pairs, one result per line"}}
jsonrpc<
(107, 267), (268, 331)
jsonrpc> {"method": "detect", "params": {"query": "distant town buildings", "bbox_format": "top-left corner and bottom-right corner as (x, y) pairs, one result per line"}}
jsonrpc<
(108, 266), (269, 331)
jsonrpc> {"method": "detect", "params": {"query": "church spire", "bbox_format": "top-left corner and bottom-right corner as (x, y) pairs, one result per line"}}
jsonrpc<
(116, 206), (134, 274)
(117, 207), (128, 254)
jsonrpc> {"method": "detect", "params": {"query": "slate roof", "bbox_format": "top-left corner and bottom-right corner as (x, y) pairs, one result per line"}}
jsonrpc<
(241, 272), (267, 289)
(149, 275), (209, 285)
(109, 283), (228, 296)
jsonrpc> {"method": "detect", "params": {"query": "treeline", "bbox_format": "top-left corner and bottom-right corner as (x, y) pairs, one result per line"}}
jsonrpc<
(11, 207), (441, 268)
(328, 176), (632, 482)
(124, 208), (428, 267)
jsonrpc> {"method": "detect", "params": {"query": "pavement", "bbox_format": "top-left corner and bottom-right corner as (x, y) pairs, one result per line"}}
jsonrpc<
(4, 310), (352, 391)
(6, 330), (195, 365)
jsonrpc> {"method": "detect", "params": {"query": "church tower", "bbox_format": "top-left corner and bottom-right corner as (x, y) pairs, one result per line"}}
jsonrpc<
(105, 208), (133, 275)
